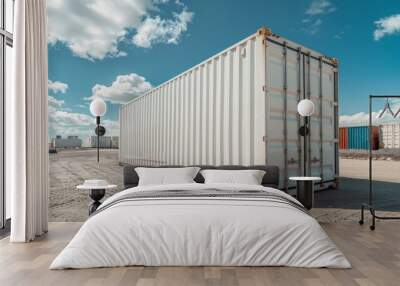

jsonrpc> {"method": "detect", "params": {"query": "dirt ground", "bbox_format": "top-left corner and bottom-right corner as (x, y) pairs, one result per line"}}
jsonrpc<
(49, 150), (400, 223)
(49, 149), (123, 221)
(340, 158), (400, 183)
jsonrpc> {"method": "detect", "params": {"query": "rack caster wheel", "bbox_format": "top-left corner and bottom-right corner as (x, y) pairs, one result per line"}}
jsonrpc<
(370, 225), (375, 231)
(358, 220), (364, 225)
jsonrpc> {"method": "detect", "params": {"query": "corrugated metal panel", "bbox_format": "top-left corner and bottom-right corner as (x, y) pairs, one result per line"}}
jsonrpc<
(348, 126), (379, 150)
(119, 28), (339, 189)
(122, 36), (262, 166)
(380, 123), (400, 149)
(339, 127), (348, 149)
(348, 127), (368, 149)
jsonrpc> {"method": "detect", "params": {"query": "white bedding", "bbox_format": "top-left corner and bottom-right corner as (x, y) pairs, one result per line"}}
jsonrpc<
(50, 183), (351, 269)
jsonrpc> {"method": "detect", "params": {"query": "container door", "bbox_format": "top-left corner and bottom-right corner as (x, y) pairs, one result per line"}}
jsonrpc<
(265, 40), (337, 190)
(381, 124), (400, 149)
(308, 56), (336, 184)
(265, 41), (303, 191)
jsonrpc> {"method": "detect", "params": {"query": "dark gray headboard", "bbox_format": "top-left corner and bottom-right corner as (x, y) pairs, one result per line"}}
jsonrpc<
(123, 165), (280, 189)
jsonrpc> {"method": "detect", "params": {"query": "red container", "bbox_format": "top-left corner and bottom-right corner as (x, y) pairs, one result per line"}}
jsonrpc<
(339, 127), (348, 149)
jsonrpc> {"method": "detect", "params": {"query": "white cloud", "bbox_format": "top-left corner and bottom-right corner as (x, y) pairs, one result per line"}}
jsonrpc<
(48, 107), (119, 138)
(340, 101), (400, 126)
(87, 73), (152, 104)
(47, 94), (119, 138)
(48, 95), (65, 108)
(47, 84), (120, 138)
(49, 108), (92, 127)
(103, 119), (120, 132)
(132, 9), (193, 48)
(307, 19), (323, 35)
(48, 79), (68, 94)
(334, 31), (345, 40)
(302, 0), (335, 35)
(47, 0), (194, 60)
(305, 0), (336, 16)
(340, 112), (371, 127)
(373, 14), (400, 41)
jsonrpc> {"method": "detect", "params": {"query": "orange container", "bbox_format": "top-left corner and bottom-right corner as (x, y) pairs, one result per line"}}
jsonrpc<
(339, 127), (348, 149)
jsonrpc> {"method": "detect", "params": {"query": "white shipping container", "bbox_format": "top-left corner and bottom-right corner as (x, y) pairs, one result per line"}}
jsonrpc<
(119, 28), (339, 190)
(380, 124), (400, 149)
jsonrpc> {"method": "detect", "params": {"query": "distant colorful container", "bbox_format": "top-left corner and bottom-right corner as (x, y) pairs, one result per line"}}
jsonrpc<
(339, 127), (348, 149)
(380, 123), (400, 149)
(347, 126), (379, 150)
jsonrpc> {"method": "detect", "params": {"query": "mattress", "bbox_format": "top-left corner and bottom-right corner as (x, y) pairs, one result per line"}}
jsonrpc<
(50, 183), (350, 269)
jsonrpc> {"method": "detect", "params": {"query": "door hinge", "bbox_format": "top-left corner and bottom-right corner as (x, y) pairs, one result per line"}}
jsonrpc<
(262, 136), (268, 143)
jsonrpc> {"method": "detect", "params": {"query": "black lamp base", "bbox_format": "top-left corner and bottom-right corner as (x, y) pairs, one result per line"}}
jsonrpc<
(88, 189), (105, 215)
(299, 126), (309, 136)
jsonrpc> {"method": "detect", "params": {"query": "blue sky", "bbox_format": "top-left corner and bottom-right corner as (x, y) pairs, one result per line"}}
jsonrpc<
(47, 0), (400, 138)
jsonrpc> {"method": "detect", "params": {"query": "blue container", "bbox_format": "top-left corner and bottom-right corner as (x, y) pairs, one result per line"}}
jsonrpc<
(348, 126), (379, 150)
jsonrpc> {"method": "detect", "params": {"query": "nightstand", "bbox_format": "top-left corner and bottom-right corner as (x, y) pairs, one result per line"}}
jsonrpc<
(77, 180), (117, 215)
(289, 177), (321, 210)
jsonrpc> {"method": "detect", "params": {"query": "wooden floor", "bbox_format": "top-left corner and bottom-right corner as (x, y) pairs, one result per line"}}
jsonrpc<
(0, 222), (399, 286)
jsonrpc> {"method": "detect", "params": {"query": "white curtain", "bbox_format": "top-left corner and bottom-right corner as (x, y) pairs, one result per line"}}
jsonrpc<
(8, 0), (49, 242)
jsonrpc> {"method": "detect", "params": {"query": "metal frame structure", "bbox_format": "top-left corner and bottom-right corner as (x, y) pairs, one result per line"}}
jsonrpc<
(0, 0), (14, 229)
(306, 53), (312, 176)
(296, 48), (302, 179)
(94, 116), (106, 162)
(359, 95), (400, 230)
(282, 41), (288, 191)
(318, 57), (324, 185)
(333, 71), (339, 185)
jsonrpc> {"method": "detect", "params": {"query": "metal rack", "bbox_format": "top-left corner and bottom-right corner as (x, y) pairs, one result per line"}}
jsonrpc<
(359, 95), (400, 230)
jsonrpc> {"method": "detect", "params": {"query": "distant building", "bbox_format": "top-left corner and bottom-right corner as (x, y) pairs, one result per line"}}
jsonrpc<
(111, 136), (119, 149)
(82, 136), (119, 149)
(53, 135), (82, 149)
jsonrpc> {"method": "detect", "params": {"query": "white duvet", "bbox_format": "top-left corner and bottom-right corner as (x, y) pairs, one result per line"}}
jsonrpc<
(50, 183), (350, 269)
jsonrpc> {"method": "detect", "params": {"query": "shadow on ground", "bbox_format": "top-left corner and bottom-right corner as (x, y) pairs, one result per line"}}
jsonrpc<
(315, 177), (400, 211)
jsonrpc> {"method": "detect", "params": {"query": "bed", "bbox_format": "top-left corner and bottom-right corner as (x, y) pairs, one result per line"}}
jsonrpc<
(50, 165), (350, 269)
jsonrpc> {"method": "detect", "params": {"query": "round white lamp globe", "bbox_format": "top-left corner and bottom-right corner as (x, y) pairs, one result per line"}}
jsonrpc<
(297, 99), (315, 117)
(90, 98), (107, 117)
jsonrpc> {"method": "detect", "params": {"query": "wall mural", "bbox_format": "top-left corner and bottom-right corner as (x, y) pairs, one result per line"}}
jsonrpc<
(47, 0), (400, 224)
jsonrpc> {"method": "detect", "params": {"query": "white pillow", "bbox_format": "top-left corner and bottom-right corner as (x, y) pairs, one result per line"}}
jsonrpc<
(200, 169), (266, 185)
(135, 167), (200, 186)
